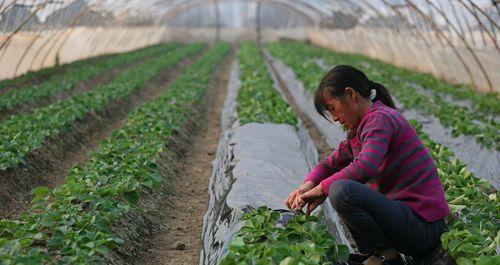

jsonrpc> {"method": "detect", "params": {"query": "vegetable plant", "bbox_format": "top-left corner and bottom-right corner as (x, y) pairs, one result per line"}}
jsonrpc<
(221, 207), (349, 265)
(237, 43), (298, 126)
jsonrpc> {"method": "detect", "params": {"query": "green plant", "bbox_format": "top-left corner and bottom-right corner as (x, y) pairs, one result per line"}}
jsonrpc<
(237, 43), (298, 126)
(0, 43), (204, 171)
(0, 43), (179, 112)
(221, 207), (349, 265)
(410, 121), (499, 265)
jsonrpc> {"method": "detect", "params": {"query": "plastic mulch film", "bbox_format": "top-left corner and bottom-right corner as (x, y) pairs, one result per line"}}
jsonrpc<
(200, 121), (326, 265)
(264, 49), (346, 148)
(315, 58), (499, 189)
(264, 48), (354, 248)
(263, 48), (353, 249)
(200, 55), (350, 265)
(199, 59), (241, 265)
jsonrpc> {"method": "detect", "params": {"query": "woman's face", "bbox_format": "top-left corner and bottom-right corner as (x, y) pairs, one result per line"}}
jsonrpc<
(322, 87), (360, 130)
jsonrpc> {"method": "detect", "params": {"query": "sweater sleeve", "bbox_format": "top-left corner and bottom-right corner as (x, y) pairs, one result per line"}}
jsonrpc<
(304, 139), (353, 185)
(320, 113), (394, 195)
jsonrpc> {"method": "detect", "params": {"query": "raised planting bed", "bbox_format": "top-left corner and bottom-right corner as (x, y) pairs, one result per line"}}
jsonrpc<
(201, 43), (349, 265)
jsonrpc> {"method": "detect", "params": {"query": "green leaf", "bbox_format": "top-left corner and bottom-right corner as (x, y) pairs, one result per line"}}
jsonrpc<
(32, 186), (50, 197)
(149, 172), (163, 183)
(123, 190), (140, 205)
(95, 245), (109, 255)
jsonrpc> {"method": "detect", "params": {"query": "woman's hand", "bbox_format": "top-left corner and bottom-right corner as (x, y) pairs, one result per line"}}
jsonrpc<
(285, 181), (315, 210)
(297, 185), (327, 215)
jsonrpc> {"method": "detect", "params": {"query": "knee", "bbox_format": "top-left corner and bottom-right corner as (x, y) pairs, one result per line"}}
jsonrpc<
(329, 179), (357, 208)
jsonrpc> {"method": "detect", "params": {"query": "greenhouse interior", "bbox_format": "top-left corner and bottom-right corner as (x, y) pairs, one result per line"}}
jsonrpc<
(0, 0), (499, 264)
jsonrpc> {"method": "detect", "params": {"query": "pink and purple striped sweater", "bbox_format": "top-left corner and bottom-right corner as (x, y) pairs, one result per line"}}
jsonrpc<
(306, 101), (449, 222)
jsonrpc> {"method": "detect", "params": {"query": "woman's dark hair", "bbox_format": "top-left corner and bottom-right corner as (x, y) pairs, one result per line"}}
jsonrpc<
(314, 65), (395, 120)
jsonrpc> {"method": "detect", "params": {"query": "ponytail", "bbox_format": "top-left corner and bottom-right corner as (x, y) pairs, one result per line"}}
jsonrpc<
(369, 80), (396, 109)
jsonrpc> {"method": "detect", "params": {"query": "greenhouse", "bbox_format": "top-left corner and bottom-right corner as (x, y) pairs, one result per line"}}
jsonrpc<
(0, 0), (498, 264)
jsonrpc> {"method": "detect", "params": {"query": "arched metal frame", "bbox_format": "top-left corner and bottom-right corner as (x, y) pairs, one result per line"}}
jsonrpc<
(159, 0), (319, 27)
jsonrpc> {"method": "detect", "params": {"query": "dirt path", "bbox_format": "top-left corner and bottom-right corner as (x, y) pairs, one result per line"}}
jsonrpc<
(133, 54), (233, 265)
(0, 52), (160, 122)
(0, 54), (200, 219)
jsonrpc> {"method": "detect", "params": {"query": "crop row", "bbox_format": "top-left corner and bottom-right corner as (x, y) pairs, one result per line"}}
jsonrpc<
(267, 42), (499, 151)
(0, 43), (230, 264)
(237, 43), (297, 126)
(0, 46), (133, 91)
(221, 44), (348, 264)
(0, 43), (204, 171)
(268, 42), (498, 264)
(411, 120), (499, 265)
(0, 43), (179, 112)
(221, 207), (349, 264)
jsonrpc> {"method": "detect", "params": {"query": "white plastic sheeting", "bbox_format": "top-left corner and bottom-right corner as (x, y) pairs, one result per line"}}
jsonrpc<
(227, 123), (317, 210)
(200, 54), (352, 265)
(1, 0), (498, 93)
(199, 59), (321, 264)
(264, 49), (353, 248)
(263, 49), (346, 148)
(199, 59), (240, 265)
(308, 29), (500, 93)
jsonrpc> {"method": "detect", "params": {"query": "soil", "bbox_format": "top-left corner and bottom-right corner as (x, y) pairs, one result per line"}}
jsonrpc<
(126, 52), (234, 265)
(0, 54), (200, 219)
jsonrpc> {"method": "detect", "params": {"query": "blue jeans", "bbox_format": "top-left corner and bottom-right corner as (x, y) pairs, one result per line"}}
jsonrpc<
(329, 179), (446, 258)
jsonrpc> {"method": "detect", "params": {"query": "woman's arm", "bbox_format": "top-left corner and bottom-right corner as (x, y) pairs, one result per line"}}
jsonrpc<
(304, 139), (353, 185)
(320, 113), (394, 195)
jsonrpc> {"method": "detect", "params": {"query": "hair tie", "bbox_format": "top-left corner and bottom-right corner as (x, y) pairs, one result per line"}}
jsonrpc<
(368, 80), (377, 100)
(369, 88), (377, 100)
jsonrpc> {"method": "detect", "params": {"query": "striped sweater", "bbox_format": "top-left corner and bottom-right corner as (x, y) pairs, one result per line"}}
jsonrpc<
(306, 101), (449, 222)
